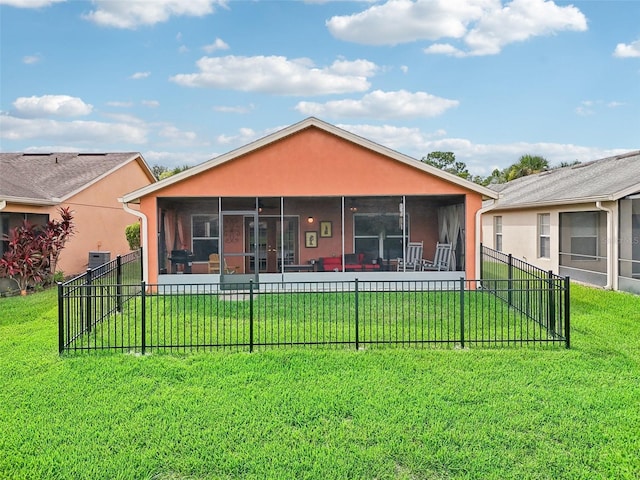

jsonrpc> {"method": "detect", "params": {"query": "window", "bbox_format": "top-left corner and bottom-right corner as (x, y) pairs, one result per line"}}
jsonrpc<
(0, 215), (8, 256)
(538, 213), (550, 258)
(494, 216), (503, 252)
(354, 214), (407, 260)
(569, 212), (598, 261)
(191, 214), (219, 262)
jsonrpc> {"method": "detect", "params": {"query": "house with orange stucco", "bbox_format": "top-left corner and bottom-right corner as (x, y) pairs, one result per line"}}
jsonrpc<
(1, 152), (155, 276)
(121, 118), (498, 287)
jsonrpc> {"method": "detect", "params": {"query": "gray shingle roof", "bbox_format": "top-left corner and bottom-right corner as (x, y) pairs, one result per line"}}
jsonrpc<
(490, 150), (640, 209)
(0, 152), (143, 202)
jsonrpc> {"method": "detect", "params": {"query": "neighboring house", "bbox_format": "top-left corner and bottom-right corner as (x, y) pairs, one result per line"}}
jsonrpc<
(0, 152), (156, 276)
(121, 117), (498, 286)
(482, 150), (640, 294)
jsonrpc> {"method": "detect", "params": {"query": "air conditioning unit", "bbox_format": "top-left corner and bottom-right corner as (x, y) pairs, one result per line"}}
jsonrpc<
(88, 251), (111, 270)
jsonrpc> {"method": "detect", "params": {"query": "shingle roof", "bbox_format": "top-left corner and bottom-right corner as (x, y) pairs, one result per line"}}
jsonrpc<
(0, 152), (146, 203)
(490, 150), (640, 209)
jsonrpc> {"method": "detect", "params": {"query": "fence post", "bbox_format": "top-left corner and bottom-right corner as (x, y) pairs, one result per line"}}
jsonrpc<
(459, 277), (465, 349)
(507, 253), (513, 307)
(564, 276), (570, 349)
(249, 280), (254, 353)
(141, 281), (146, 355)
(58, 282), (64, 354)
(85, 268), (93, 333)
(548, 270), (556, 334)
(479, 243), (484, 281)
(354, 278), (360, 350)
(139, 246), (144, 282)
(116, 255), (122, 312)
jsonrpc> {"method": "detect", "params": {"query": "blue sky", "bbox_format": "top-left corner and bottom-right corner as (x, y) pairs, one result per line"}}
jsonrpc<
(1, 0), (638, 176)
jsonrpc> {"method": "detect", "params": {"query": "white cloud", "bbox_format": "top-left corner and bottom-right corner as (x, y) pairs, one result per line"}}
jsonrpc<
(323, 122), (628, 175)
(327, 0), (484, 45)
(213, 104), (254, 114)
(12, 95), (93, 118)
(216, 127), (259, 145)
(106, 101), (134, 108)
(170, 56), (376, 95)
(575, 106), (593, 116)
(613, 39), (640, 58)
(158, 126), (198, 145)
(142, 100), (160, 108)
(83, 0), (224, 29)
(329, 0), (587, 56)
(202, 38), (229, 53)
(22, 54), (42, 64)
(0, 115), (148, 145)
(0, 0), (65, 7)
(576, 99), (626, 116)
(461, 0), (588, 56)
(130, 72), (151, 80)
(295, 90), (459, 119)
(22, 145), (82, 153)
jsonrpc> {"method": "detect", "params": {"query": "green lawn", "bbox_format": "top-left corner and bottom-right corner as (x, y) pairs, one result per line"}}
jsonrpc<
(1, 284), (639, 479)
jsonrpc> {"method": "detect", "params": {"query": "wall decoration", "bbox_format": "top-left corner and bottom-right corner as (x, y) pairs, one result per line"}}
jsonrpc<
(305, 231), (318, 248)
(320, 221), (332, 238)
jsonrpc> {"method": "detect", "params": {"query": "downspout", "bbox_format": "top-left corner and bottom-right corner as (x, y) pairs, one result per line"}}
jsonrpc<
(475, 199), (497, 279)
(596, 201), (615, 290)
(120, 200), (149, 284)
(0, 200), (6, 211)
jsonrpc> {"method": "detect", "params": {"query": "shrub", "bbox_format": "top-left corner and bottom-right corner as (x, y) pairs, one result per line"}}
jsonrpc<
(125, 222), (140, 251)
(0, 207), (74, 294)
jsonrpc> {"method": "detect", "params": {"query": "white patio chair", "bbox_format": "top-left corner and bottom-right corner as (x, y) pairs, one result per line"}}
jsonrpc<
(397, 241), (424, 271)
(422, 243), (452, 271)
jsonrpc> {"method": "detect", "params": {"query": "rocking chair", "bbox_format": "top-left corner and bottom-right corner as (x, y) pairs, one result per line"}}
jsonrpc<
(422, 243), (452, 271)
(396, 242), (424, 271)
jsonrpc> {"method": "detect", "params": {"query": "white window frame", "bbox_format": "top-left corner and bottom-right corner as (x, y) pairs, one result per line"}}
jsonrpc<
(191, 214), (219, 262)
(538, 213), (550, 259)
(353, 213), (407, 259)
(494, 216), (503, 252)
(570, 211), (599, 261)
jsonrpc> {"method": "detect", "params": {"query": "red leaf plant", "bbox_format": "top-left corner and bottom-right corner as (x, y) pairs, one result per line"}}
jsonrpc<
(0, 207), (75, 294)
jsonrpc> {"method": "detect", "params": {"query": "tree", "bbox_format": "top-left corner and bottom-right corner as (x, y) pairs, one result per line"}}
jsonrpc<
(504, 155), (549, 181)
(151, 164), (190, 180)
(559, 160), (581, 168)
(421, 151), (471, 180)
(0, 207), (74, 294)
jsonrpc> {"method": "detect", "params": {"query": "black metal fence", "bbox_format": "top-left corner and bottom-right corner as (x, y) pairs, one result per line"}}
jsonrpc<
(480, 244), (569, 348)
(58, 249), (569, 353)
(58, 249), (142, 351)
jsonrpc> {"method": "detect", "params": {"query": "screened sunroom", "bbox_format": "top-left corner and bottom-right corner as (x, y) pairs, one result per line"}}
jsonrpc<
(156, 194), (467, 286)
(619, 197), (640, 294)
(558, 210), (608, 286)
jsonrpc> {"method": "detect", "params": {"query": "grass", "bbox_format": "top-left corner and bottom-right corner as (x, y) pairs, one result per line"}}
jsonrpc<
(1, 284), (639, 479)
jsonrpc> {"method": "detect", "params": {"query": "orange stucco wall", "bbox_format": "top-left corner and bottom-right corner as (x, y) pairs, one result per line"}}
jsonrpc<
(139, 127), (482, 281)
(4, 159), (153, 276)
(152, 128), (472, 198)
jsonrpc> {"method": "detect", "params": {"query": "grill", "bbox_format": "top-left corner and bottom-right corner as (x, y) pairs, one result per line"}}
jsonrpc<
(169, 249), (194, 273)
